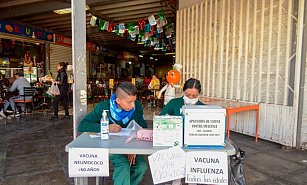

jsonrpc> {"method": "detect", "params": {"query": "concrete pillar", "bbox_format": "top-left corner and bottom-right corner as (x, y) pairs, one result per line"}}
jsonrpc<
(72, 0), (87, 139)
(72, 1), (88, 184)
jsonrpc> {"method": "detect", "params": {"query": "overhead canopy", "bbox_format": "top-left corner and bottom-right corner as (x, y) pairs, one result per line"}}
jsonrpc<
(0, 0), (177, 53)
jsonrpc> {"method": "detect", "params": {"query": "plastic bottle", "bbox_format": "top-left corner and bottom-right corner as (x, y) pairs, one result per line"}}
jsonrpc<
(100, 110), (109, 140)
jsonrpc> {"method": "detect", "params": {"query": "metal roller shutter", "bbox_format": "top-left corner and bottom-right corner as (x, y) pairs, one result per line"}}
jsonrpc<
(49, 44), (72, 78)
(50, 44), (89, 79)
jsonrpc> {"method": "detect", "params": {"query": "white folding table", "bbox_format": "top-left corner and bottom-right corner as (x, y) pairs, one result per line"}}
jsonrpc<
(65, 133), (236, 185)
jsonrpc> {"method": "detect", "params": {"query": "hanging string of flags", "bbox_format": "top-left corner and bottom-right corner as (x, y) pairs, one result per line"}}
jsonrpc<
(89, 9), (175, 51)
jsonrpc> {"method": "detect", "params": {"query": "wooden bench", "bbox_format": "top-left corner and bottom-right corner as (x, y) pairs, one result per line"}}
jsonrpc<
(199, 97), (259, 142)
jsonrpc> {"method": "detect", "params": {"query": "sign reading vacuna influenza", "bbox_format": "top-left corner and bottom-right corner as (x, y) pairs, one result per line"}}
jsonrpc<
(69, 148), (109, 177)
(0, 20), (54, 42)
(185, 151), (228, 184)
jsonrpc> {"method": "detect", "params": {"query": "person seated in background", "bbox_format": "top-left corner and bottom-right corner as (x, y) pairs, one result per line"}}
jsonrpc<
(160, 78), (204, 116)
(78, 82), (148, 185)
(0, 73), (5, 93)
(142, 74), (160, 101)
(135, 75), (144, 86)
(0, 73), (9, 120)
(0, 73), (10, 89)
(148, 74), (160, 90)
(0, 71), (31, 118)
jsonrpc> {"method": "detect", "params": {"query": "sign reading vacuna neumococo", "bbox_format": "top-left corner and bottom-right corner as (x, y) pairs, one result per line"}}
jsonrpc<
(69, 148), (109, 177)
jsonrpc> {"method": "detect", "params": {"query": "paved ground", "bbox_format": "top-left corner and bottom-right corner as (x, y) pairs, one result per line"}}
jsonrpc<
(0, 109), (307, 185)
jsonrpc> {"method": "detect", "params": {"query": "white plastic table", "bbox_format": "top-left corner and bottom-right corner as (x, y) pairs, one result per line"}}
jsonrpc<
(65, 133), (236, 185)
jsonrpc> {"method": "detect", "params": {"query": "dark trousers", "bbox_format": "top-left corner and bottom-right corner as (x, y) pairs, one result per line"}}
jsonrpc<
(53, 93), (69, 117)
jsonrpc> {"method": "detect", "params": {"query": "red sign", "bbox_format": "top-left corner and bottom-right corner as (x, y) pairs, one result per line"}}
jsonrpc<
(54, 34), (96, 51)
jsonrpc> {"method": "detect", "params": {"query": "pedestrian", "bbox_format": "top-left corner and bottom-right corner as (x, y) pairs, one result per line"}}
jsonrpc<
(50, 62), (70, 120)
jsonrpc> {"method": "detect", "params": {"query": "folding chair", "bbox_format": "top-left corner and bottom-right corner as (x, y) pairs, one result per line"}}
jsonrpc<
(14, 87), (35, 115)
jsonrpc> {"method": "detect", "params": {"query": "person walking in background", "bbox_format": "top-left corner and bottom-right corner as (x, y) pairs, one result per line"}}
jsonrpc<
(50, 62), (70, 120)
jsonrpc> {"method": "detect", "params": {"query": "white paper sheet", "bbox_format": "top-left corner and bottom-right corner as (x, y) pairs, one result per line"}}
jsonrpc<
(89, 128), (132, 138)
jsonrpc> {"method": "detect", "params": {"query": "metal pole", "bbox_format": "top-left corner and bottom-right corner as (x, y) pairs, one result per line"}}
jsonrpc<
(72, 0), (87, 184)
(293, 0), (305, 147)
(296, 0), (307, 148)
(44, 43), (50, 75)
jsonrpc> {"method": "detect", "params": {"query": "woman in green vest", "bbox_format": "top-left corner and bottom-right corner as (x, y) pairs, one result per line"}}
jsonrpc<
(160, 78), (204, 116)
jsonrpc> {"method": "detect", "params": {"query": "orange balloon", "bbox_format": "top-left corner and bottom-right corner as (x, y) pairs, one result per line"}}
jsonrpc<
(166, 70), (181, 84)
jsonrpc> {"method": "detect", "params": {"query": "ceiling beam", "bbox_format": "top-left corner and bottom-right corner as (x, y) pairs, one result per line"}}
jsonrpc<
(94, 0), (162, 11)
(21, 13), (69, 22)
(118, 15), (175, 23)
(107, 7), (170, 18)
(87, 0), (135, 8)
(0, 1), (70, 19)
(50, 24), (71, 30)
(56, 27), (72, 32)
(94, 2), (163, 12)
(30, 16), (71, 25)
(40, 21), (71, 28)
(87, 9), (113, 22)
(113, 12), (174, 22)
(0, 0), (46, 8)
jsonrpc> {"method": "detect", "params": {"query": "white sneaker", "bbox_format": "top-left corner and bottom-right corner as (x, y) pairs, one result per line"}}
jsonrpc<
(6, 110), (13, 113)
(0, 111), (6, 118)
(15, 112), (20, 117)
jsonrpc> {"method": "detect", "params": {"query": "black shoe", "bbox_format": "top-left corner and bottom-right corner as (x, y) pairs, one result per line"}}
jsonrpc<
(50, 115), (59, 121)
(62, 115), (71, 120)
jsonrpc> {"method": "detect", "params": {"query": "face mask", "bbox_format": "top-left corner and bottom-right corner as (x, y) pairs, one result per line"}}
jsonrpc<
(183, 95), (198, 105)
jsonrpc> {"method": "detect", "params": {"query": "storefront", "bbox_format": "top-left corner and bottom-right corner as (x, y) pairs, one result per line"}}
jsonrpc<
(0, 20), (54, 83)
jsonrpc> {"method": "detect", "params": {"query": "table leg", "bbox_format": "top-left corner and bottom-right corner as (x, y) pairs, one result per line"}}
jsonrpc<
(75, 177), (88, 185)
(172, 179), (182, 185)
(226, 113), (230, 138)
(255, 109), (259, 142)
(96, 177), (100, 185)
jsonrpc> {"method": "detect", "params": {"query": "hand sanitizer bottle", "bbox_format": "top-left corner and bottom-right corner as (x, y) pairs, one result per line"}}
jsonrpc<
(100, 110), (109, 140)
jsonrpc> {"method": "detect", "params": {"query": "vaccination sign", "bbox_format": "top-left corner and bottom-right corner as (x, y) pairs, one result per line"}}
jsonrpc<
(148, 147), (186, 184)
(185, 151), (228, 184)
(183, 106), (226, 147)
(69, 148), (109, 177)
